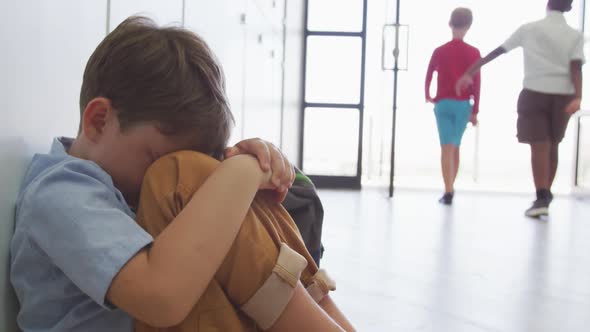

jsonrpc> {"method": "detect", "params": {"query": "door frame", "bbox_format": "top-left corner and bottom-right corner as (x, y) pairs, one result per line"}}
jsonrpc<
(298, 0), (368, 189)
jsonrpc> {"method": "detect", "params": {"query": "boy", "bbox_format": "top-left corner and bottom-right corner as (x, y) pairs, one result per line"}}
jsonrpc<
(456, 0), (584, 218)
(10, 17), (353, 331)
(425, 7), (481, 205)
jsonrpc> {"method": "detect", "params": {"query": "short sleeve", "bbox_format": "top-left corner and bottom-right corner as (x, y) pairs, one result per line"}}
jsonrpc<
(571, 33), (585, 63)
(502, 25), (525, 52)
(429, 48), (439, 70)
(23, 161), (153, 308)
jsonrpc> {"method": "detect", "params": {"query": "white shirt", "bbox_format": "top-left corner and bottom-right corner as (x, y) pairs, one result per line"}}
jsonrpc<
(502, 10), (585, 94)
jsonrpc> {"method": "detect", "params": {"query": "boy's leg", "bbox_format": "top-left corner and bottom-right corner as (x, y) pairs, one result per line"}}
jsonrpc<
(133, 152), (335, 331)
(440, 145), (456, 193)
(435, 100), (456, 202)
(526, 142), (553, 218)
(451, 101), (473, 186)
(518, 89), (554, 217)
(547, 94), (574, 191)
(530, 142), (551, 191)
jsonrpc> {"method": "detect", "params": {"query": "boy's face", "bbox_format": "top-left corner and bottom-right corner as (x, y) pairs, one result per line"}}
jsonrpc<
(92, 113), (194, 208)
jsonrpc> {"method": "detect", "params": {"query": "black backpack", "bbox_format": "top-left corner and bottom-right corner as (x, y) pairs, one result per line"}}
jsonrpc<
(282, 168), (324, 266)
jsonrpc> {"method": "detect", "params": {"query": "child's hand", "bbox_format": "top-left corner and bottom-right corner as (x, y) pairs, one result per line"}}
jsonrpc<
(470, 113), (478, 126)
(224, 138), (295, 202)
(425, 96), (435, 104)
(564, 97), (581, 115)
(455, 74), (473, 96)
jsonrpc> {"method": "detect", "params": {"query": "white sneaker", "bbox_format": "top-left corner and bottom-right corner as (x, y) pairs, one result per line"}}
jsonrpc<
(525, 199), (549, 218)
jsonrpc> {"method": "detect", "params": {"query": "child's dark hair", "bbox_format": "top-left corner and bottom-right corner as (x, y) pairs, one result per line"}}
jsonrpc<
(79, 16), (234, 159)
(450, 8), (473, 29)
(548, 0), (573, 12)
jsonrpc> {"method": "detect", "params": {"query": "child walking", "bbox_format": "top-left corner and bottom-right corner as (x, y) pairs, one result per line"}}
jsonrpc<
(425, 7), (481, 205)
(456, 0), (584, 217)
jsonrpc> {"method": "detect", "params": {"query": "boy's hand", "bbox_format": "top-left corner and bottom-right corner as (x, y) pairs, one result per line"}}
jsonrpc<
(425, 96), (435, 104)
(470, 113), (478, 126)
(224, 138), (295, 202)
(564, 97), (581, 115)
(455, 74), (473, 96)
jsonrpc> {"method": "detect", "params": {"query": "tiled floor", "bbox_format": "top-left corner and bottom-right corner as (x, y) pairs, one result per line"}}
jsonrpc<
(318, 188), (590, 332)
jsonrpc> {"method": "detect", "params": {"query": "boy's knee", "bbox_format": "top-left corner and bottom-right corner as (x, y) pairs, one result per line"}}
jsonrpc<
(137, 151), (221, 226)
(143, 151), (220, 192)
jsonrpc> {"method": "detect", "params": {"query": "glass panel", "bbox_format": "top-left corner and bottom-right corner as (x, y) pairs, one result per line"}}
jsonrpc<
(307, 0), (363, 32)
(303, 108), (359, 176)
(305, 36), (362, 104)
(578, 116), (590, 188)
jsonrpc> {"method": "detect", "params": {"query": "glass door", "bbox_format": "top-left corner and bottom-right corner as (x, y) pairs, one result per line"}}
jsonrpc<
(299, 0), (368, 189)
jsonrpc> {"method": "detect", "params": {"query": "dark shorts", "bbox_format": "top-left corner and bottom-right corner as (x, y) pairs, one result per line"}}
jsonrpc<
(516, 89), (574, 143)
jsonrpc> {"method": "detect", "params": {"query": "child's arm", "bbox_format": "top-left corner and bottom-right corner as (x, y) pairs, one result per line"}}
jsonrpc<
(565, 60), (583, 114)
(425, 50), (438, 103)
(471, 50), (482, 125)
(107, 154), (273, 327)
(268, 284), (347, 332)
(458, 25), (523, 95)
(456, 46), (506, 96)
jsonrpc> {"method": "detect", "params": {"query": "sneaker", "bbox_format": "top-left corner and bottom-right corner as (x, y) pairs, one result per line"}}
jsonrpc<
(525, 198), (549, 218)
(536, 189), (553, 203)
(438, 192), (454, 205)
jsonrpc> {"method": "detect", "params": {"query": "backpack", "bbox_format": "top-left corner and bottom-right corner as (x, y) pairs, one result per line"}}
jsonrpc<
(282, 168), (324, 266)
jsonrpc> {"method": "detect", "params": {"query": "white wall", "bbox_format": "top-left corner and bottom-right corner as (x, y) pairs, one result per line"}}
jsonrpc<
(0, 1), (304, 328)
(184, 0), (249, 144)
(282, 0), (306, 165)
(241, 0), (285, 145)
(109, 0), (184, 30)
(0, 1), (107, 329)
(186, 0), (287, 147)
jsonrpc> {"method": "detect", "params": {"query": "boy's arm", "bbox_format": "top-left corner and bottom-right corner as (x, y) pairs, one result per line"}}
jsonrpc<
(425, 50), (437, 102)
(456, 47), (506, 96)
(470, 49), (482, 125)
(107, 154), (271, 327)
(565, 60), (583, 114)
(268, 284), (345, 332)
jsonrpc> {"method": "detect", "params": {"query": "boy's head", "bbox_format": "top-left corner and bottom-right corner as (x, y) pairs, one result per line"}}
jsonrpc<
(80, 16), (233, 158)
(449, 7), (473, 35)
(547, 0), (573, 12)
(75, 17), (233, 205)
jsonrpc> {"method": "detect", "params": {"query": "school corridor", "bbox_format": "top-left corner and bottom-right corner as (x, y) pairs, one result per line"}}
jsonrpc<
(1, 0), (590, 331)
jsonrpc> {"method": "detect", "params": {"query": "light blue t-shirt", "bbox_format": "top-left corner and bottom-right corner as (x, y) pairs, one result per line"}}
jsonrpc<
(10, 137), (153, 331)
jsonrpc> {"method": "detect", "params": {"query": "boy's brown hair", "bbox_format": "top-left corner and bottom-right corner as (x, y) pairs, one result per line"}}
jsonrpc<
(79, 16), (233, 159)
(449, 8), (473, 29)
